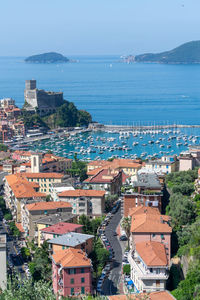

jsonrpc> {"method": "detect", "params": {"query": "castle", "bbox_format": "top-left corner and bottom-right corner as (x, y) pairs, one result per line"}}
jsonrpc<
(24, 80), (64, 116)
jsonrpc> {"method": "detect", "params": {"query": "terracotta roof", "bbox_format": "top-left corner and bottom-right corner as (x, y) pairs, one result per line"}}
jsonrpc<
(87, 160), (109, 167)
(15, 222), (25, 233)
(58, 189), (105, 198)
(108, 291), (175, 300)
(52, 248), (92, 268)
(5, 174), (46, 199)
(129, 206), (160, 217)
(13, 150), (32, 157)
(131, 213), (172, 233)
(84, 168), (121, 184)
(136, 241), (168, 266)
(24, 173), (64, 179)
(26, 201), (71, 211)
(40, 222), (83, 234)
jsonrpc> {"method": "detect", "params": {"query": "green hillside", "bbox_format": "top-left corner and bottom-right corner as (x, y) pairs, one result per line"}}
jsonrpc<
(25, 52), (69, 63)
(135, 41), (200, 64)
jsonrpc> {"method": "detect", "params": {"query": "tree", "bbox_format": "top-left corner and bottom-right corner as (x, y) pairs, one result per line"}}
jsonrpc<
(0, 143), (8, 152)
(121, 217), (131, 250)
(123, 264), (130, 275)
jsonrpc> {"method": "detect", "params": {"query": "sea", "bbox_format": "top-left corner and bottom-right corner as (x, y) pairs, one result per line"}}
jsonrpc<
(1, 55), (200, 160)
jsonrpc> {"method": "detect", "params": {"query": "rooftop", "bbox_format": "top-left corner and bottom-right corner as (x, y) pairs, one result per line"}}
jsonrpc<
(132, 172), (161, 190)
(58, 189), (105, 198)
(108, 291), (175, 300)
(136, 241), (168, 267)
(84, 168), (121, 184)
(52, 248), (91, 268)
(48, 232), (94, 247)
(26, 201), (71, 212)
(131, 213), (172, 233)
(34, 212), (75, 225)
(24, 172), (64, 179)
(129, 206), (160, 217)
(40, 222), (83, 235)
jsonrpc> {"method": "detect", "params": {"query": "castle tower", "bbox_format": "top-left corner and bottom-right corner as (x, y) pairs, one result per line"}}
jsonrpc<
(25, 80), (36, 90)
(31, 154), (43, 173)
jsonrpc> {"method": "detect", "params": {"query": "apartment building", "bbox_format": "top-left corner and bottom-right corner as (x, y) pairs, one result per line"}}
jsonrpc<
(52, 248), (92, 297)
(0, 234), (7, 291)
(83, 169), (122, 195)
(4, 173), (46, 222)
(57, 189), (105, 216)
(48, 232), (94, 255)
(34, 212), (77, 246)
(39, 222), (83, 246)
(22, 201), (72, 240)
(145, 156), (178, 174)
(128, 241), (169, 292)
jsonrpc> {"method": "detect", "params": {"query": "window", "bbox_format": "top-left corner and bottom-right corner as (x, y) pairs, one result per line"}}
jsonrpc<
(81, 268), (85, 273)
(161, 234), (164, 240)
(34, 157), (37, 167)
(156, 280), (160, 287)
(44, 178), (46, 182)
(81, 287), (85, 294)
(152, 234), (156, 238)
(81, 277), (85, 283)
(44, 210), (47, 215)
(62, 246), (65, 250)
(68, 269), (76, 274)
(71, 288), (74, 295)
(44, 189), (46, 192)
(53, 234), (56, 238)
(70, 278), (74, 284)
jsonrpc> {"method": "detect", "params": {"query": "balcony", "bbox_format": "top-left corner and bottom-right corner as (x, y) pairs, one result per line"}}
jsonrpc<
(129, 252), (168, 280)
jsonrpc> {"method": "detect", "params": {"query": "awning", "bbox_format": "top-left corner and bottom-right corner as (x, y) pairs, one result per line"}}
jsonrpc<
(127, 280), (134, 285)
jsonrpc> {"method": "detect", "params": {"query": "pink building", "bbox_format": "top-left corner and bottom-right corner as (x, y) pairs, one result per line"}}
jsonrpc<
(130, 211), (172, 263)
(40, 222), (83, 245)
(52, 248), (92, 297)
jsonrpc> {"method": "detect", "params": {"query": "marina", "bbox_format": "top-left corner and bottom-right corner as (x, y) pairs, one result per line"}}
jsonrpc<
(24, 126), (200, 161)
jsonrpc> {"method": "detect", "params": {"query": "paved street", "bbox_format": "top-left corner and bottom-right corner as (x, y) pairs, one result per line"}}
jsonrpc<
(0, 210), (25, 278)
(102, 205), (123, 295)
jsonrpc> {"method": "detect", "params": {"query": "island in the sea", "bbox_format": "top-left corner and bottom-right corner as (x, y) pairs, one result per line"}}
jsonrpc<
(25, 52), (70, 63)
(123, 41), (200, 64)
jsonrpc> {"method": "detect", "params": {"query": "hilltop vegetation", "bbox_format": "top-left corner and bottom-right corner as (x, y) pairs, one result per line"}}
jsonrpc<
(25, 52), (69, 63)
(21, 100), (92, 129)
(135, 41), (200, 64)
(165, 169), (200, 299)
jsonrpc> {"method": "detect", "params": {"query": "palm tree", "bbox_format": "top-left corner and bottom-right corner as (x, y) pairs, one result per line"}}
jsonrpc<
(121, 216), (131, 250)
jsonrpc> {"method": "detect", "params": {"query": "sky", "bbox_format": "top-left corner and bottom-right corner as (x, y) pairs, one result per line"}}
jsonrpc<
(0, 0), (199, 56)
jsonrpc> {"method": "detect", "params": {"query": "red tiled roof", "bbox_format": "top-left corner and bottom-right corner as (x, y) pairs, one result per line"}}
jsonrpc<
(108, 291), (175, 300)
(24, 173), (64, 179)
(40, 222), (83, 234)
(136, 241), (168, 266)
(84, 168), (121, 184)
(58, 189), (105, 198)
(52, 248), (92, 268)
(131, 213), (172, 233)
(26, 201), (71, 211)
(15, 222), (25, 233)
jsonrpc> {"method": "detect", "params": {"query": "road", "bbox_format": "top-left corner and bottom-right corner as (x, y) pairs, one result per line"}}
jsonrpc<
(102, 206), (122, 295)
(0, 210), (25, 278)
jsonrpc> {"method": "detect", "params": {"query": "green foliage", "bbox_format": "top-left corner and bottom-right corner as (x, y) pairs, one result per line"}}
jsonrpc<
(105, 194), (118, 213)
(167, 264), (182, 291)
(9, 221), (20, 237)
(68, 156), (88, 182)
(25, 52), (69, 63)
(0, 143), (8, 152)
(166, 193), (196, 231)
(4, 213), (12, 221)
(135, 40), (200, 64)
(123, 264), (130, 275)
(89, 238), (109, 278)
(121, 217), (131, 250)
(43, 100), (92, 129)
(166, 169), (198, 194)
(78, 215), (102, 236)
(29, 241), (51, 281)
(0, 276), (56, 300)
(172, 263), (200, 300)
(21, 247), (31, 261)
(21, 111), (48, 129)
(0, 196), (12, 219)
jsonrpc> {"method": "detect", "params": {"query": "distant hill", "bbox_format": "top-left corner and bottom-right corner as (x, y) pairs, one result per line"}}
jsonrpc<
(135, 41), (200, 64)
(25, 52), (70, 63)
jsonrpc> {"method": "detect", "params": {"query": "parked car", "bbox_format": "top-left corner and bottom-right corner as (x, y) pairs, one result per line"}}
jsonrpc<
(119, 235), (128, 241)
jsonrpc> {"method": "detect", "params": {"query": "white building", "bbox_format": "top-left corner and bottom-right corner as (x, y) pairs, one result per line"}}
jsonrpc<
(128, 241), (169, 293)
(0, 234), (7, 290)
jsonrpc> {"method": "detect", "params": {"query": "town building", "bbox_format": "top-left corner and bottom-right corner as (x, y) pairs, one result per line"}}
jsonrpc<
(22, 201), (72, 240)
(48, 232), (94, 255)
(128, 241), (169, 292)
(4, 173), (46, 222)
(34, 212), (77, 246)
(83, 169), (122, 195)
(145, 156), (178, 174)
(57, 189), (105, 216)
(39, 222), (83, 246)
(52, 248), (92, 297)
(130, 212), (172, 262)
(24, 80), (64, 116)
(0, 234), (7, 291)
(179, 146), (200, 171)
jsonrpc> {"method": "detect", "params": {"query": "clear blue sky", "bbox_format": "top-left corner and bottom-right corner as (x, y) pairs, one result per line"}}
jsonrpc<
(0, 0), (199, 56)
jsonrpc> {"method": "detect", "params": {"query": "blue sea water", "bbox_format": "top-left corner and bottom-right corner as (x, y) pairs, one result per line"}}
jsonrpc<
(0, 56), (200, 125)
